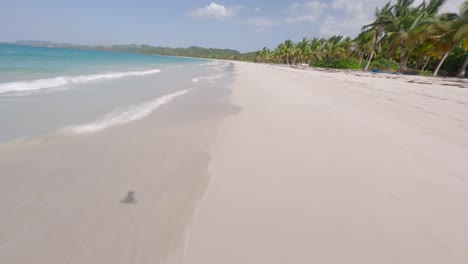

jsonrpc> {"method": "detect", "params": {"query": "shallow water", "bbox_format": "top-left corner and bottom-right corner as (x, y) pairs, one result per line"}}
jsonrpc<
(0, 44), (234, 142)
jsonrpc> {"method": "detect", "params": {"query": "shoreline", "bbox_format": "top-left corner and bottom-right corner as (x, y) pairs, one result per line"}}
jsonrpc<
(0, 79), (239, 264)
(1, 61), (468, 263)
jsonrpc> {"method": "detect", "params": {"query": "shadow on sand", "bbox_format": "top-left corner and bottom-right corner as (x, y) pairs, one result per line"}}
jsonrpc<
(120, 191), (137, 204)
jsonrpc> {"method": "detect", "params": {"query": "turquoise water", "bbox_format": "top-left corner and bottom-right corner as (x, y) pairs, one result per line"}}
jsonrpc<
(0, 44), (233, 142)
(0, 44), (201, 83)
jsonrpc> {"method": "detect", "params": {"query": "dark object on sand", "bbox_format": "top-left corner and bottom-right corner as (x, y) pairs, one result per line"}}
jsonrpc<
(371, 69), (400, 75)
(121, 191), (136, 204)
(399, 70), (420, 75)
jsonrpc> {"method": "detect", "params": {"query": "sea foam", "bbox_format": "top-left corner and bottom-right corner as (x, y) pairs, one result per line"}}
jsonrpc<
(68, 89), (191, 134)
(0, 69), (161, 94)
(192, 74), (227, 83)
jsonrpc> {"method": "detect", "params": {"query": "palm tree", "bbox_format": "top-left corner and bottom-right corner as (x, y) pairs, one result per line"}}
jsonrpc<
(431, 13), (460, 76)
(455, 0), (468, 77)
(362, 2), (392, 70)
(323, 35), (344, 62)
(296, 38), (310, 64)
(412, 42), (434, 70)
(354, 31), (373, 67)
(283, 39), (297, 65)
(259, 47), (272, 63)
(432, 1), (468, 76)
(308, 38), (324, 64)
(274, 43), (285, 64)
(340, 37), (353, 59)
(384, 0), (446, 71)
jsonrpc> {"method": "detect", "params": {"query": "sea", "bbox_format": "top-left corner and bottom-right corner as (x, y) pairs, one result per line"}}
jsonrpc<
(0, 44), (233, 143)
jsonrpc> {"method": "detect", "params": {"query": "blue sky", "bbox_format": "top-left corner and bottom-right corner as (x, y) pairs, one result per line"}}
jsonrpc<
(1, 0), (463, 52)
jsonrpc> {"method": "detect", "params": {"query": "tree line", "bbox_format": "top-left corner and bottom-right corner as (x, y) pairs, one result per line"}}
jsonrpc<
(253, 0), (467, 77)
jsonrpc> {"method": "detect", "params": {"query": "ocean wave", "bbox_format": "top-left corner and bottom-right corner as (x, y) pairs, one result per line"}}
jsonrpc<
(68, 89), (192, 134)
(192, 73), (227, 83)
(213, 62), (230, 72)
(199, 61), (220, 66)
(0, 69), (161, 94)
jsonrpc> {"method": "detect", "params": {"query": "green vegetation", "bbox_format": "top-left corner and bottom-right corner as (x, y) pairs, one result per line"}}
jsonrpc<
(93, 45), (242, 60)
(314, 59), (362, 70)
(253, 0), (468, 77)
(369, 58), (400, 71)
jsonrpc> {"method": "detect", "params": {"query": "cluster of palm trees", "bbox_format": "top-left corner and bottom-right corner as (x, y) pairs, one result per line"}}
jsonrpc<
(255, 36), (354, 66)
(254, 0), (467, 77)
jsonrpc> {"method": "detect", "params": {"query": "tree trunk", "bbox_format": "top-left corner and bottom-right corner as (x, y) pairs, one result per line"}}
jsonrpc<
(399, 51), (408, 71)
(364, 49), (375, 71)
(399, 40), (407, 71)
(456, 55), (468, 78)
(433, 51), (450, 77)
(421, 56), (430, 71)
(398, 41), (416, 71)
(433, 43), (457, 77)
(358, 52), (364, 66)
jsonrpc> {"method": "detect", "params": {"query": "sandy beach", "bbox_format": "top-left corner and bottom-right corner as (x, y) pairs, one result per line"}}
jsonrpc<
(1, 61), (468, 263)
(184, 62), (468, 264)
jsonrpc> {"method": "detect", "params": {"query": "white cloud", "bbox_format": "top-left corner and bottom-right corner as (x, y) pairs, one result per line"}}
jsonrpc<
(244, 17), (281, 27)
(284, 1), (328, 23)
(289, 3), (301, 11)
(189, 2), (243, 19)
(331, 0), (373, 20)
(319, 0), (388, 37)
(240, 1), (329, 29)
(319, 15), (366, 37)
(411, 0), (463, 12)
(254, 7), (262, 12)
(438, 0), (465, 13)
(305, 1), (327, 9)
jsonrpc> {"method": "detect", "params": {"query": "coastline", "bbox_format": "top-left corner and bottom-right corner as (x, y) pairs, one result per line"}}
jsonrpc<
(1, 61), (468, 263)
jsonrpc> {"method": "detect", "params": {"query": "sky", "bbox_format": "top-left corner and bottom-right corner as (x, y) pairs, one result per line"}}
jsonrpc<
(1, 0), (464, 52)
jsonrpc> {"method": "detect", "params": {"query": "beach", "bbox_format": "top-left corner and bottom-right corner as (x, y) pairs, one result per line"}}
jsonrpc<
(183, 62), (468, 264)
(1, 61), (468, 263)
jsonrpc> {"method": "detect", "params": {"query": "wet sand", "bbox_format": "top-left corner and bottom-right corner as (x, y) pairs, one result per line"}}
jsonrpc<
(0, 84), (238, 264)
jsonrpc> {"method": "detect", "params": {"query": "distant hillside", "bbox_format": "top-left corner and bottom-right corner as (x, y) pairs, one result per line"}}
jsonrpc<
(14, 40), (58, 47)
(96, 44), (242, 60)
(6, 41), (249, 60)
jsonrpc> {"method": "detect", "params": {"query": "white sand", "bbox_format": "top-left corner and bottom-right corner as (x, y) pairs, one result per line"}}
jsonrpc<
(183, 62), (468, 264)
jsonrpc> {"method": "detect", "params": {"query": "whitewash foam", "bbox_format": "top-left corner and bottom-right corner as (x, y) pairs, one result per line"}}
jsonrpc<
(69, 89), (192, 134)
(0, 69), (161, 94)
